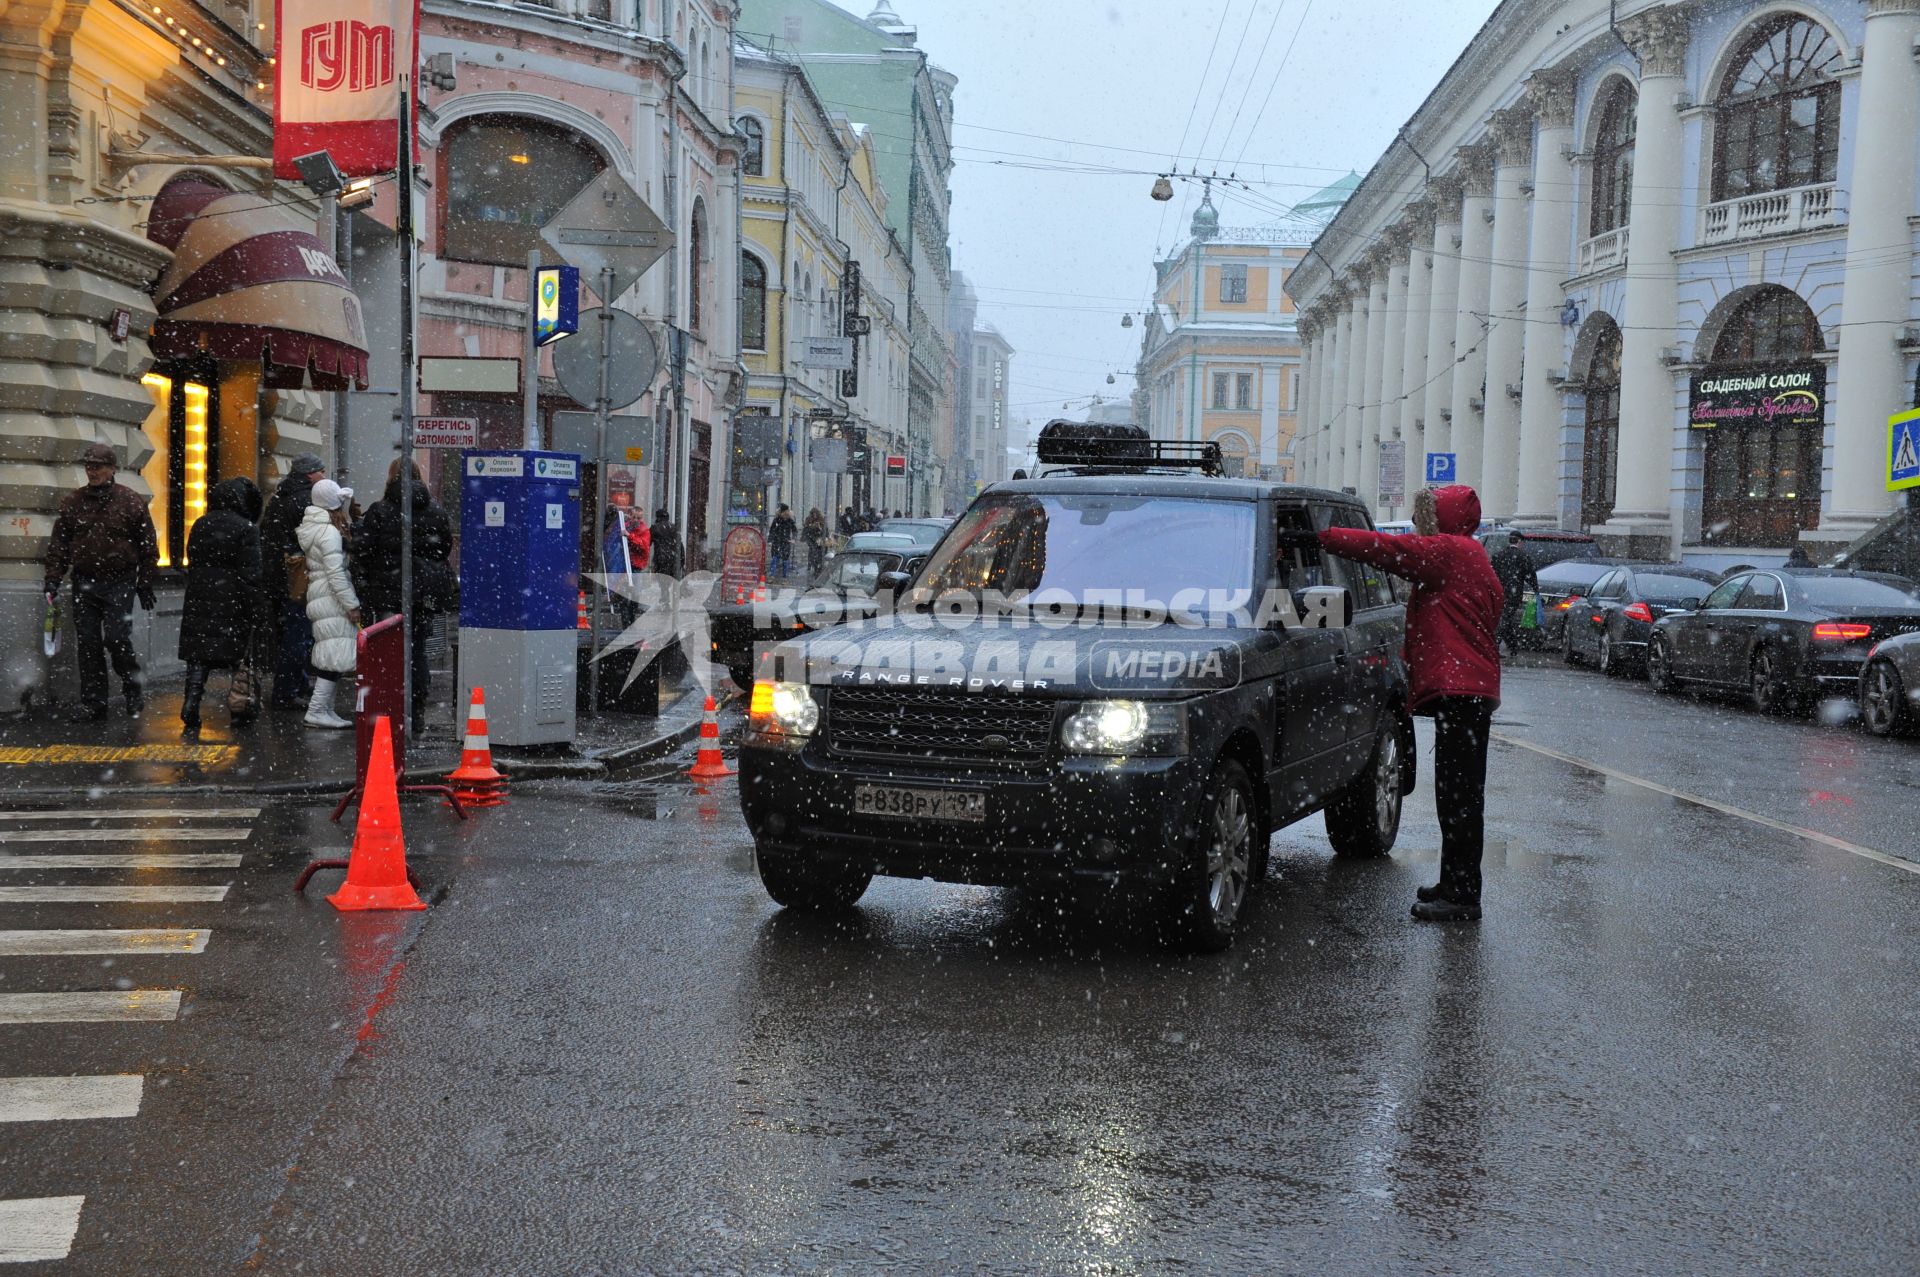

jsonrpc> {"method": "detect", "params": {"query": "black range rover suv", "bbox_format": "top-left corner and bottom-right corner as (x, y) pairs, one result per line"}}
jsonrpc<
(737, 423), (1414, 951)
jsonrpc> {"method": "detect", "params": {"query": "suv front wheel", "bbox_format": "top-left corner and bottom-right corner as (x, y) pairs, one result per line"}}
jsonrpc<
(1325, 720), (1405, 858)
(756, 846), (873, 911)
(1168, 759), (1257, 953)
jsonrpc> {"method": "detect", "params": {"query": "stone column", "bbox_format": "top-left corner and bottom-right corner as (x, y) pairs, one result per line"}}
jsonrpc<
(1398, 203), (1435, 494)
(1359, 257), (1391, 507)
(1342, 277), (1371, 494)
(1376, 227), (1412, 516)
(1322, 300), (1346, 485)
(1603, 6), (1689, 557)
(1479, 107), (1534, 519)
(1515, 68), (1579, 527)
(1827, 0), (1920, 542)
(1301, 319), (1323, 485)
(1448, 144), (1496, 493)
(1422, 175), (1465, 469)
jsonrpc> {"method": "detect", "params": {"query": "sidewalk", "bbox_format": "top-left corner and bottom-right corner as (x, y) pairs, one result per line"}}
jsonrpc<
(0, 664), (708, 799)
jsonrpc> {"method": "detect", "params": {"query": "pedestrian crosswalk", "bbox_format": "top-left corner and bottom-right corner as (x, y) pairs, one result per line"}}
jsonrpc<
(0, 805), (255, 1265)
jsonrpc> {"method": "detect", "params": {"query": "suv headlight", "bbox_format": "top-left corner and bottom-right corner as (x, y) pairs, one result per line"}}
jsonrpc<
(1061, 700), (1186, 757)
(749, 680), (819, 738)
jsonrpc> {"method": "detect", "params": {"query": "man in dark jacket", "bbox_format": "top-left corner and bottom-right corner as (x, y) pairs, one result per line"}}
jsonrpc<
(768, 504), (796, 579)
(354, 460), (454, 730)
(1283, 485), (1504, 922)
(178, 478), (264, 735)
(651, 508), (683, 578)
(260, 453), (326, 708)
(1488, 537), (1539, 658)
(43, 442), (158, 721)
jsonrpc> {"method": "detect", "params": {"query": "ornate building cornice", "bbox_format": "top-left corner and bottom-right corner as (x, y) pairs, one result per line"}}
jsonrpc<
(1426, 172), (1465, 220)
(1488, 105), (1533, 168)
(1619, 5), (1689, 78)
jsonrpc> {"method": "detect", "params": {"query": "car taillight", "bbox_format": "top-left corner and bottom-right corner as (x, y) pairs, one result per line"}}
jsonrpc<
(1556, 596), (1578, 611)
(1811, 622), (1872, 641)
(1622, 602), (1654, 623)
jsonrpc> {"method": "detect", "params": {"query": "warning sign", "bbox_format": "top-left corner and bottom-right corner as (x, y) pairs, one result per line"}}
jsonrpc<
(1890, 408), (1920, 492)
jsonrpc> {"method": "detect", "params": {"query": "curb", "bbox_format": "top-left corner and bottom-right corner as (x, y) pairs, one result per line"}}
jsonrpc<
(586, 687), (714, 776)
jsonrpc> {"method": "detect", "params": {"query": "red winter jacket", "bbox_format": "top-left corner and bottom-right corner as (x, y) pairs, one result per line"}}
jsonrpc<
(1317, 485), (1504, 713)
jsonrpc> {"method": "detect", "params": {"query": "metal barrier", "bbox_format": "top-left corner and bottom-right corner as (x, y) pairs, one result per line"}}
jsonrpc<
(330, 615), (467, 822)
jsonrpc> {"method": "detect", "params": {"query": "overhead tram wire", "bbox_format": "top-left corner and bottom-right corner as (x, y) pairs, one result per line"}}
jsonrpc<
(1229, 0), (1316, 172)
(1214, 0), (1291, 175)
(1192, 0), (1266, 166)
(1159, 0), (1238, 255)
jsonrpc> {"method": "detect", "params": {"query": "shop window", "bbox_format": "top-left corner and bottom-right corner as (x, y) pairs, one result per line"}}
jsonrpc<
(739, 117), (764, 177)
(1580, 316), (1621, 528)
(1712, 17), (1842, 202)
(741, 252), (767, 350)
(442, 116), (606, 268)
(1589, 81), (1635, 236)
(140, 369), (217, 568)
(1701, 287), (1825, 546)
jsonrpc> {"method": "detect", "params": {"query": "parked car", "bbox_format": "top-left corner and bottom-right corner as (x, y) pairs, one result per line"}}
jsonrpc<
(1647, 569), (1920, 713)
(1562, 564), (1720, 676)
(1375, 519), (1416, 536)
(1522, 558), (1632, 649)
(874, 517), (953, 550)
(1858, 629), (1920, 736)
(1479, 527), (1599, 571)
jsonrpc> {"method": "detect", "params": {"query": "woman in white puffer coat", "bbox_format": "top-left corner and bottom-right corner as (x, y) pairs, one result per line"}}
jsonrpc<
(297, 479), (361, 728)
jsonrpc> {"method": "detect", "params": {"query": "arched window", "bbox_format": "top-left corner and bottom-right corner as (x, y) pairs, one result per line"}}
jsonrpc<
(740, 253), (767, 351)
(688, 198), (706, 334)
(1589, 81), (1635, 237)
(1580, 316), (1622, 528)
(442, 115), (605, 267)
(738, 117), (765, 177)
(1702, 286), (1826, 545)
(1712, 16), (1842, 201)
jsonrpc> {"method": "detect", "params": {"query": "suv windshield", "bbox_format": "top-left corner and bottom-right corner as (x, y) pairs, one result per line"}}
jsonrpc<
(916, 493), (1256, 606)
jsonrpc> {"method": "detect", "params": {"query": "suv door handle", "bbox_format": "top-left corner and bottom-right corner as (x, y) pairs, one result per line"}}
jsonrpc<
(1332, 651), (1349, 667)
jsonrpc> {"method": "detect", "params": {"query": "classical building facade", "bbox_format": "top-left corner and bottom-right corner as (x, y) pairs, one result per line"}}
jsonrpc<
(738, 0), (958, 515)
(411, 0), (742, 567)
(1137, 179), (1352, 484)
(1288, 0), (1920, 564)
(1, 0), (352, 697)
(736, 41), (912, 523)
(969, 324), (1014, 491)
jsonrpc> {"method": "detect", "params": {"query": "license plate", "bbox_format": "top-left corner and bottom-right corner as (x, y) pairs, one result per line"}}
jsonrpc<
(852, 784), (987, 823)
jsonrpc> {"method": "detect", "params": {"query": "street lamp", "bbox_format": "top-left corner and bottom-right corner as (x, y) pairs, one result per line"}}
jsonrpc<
(1120, 313), (1134, 328)
(1150, 175), (1174, 201)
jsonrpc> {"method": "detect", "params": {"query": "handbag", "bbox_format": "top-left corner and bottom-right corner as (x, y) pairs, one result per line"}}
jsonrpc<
(227, 624), (263, 720)
(1520, 592), (1539, 629)
(284, 551), (309, 600)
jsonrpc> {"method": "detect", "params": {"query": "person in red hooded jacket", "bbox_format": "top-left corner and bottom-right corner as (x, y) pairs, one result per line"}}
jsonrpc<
(1282, 484), (1504, 921)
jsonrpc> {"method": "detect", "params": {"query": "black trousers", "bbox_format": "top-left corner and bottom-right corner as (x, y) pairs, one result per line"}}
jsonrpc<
(1431, 696), (1495, 905)
(1496, 600), (1525, 653)
(72, 575), (140, 711)
(272, 597), (314, 705)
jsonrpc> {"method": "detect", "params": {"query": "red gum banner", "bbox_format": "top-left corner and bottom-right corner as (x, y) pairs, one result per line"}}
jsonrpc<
(273, 0), (419, 180)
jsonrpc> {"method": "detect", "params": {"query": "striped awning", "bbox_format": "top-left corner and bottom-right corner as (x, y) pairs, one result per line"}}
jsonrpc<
(146, 181), (369, 391)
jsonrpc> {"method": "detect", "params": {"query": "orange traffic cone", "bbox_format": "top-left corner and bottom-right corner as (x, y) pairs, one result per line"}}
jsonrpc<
(577, 591), (590, 630)
(688, 694), (734, 778)
(327, 716), (426, 912)
(446, 687), (507, 808)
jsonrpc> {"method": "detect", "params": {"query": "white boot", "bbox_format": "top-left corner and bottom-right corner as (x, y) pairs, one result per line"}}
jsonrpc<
(304, 678), (352, 729)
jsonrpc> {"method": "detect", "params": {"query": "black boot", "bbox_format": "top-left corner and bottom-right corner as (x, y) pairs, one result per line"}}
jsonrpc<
(180, 666), (207, 737)
(1416, 883), (1444, 903)
(124, 683), (145, 719)
(1411, 897), (1481, 922)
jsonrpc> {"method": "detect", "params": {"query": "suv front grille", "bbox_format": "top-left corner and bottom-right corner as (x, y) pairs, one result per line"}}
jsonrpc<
(825, 687), (1057, 765)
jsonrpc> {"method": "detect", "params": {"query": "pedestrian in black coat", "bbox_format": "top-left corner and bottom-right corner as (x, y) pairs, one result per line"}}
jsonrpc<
(178, 477), (264, 734)
(651, 508), (684, 578)
(1489, 541), (1538, 658)
(353, 460), (455, 728)
(260, 454), (326, 707)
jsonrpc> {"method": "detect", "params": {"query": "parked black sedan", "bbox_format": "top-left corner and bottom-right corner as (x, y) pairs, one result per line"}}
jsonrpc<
(1520, 557), (1627, 650)
(1646, 569), (1920, 713)
(1562, 564), (1720, 676)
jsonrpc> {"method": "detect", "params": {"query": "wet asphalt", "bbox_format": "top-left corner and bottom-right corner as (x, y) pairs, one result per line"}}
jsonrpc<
(2, 656), (1918, 1275)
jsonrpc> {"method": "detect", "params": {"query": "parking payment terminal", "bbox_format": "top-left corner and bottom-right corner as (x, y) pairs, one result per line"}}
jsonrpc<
(458, 450), (582, 745)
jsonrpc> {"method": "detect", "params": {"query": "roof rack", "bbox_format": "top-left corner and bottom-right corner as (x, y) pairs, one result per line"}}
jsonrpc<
(1034, 419), (1224, 476)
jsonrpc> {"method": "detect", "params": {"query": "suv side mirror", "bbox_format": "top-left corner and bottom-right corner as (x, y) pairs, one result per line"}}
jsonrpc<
(1292, 584), (1353, 629)
(874, 569), (911, 601)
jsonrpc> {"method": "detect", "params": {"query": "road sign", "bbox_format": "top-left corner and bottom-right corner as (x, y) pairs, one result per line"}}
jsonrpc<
(535, 266), (579, 347)
(791, 336), (855, 370)
(419, 357), (518, 394)
(551, 411), (653, 461)
(1890, 408), (1920, 491)
(808, 439), (848, 473)
(806, 407), (840, 421)
(885, 454), (907, 477)
(1425, 451), (1457, 484)
(414, 416), (477, 449)
(1378, 441), (1406, 505)
(553, 308), (657, 411)
(540, 169), (674, 303)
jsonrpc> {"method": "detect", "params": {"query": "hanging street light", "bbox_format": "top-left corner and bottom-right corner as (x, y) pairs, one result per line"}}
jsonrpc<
(1120, 312), (1134, 328)
(1150, 175), (1174, 201)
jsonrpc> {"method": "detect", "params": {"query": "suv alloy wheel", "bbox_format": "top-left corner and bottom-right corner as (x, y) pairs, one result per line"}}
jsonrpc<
(1171, 759), (1257, 953)
(1325, 719), (1404, 859)
(756, 846), (873, 911)
(1647, 636), (1677, 692)
(1860, 658), (1909, 737)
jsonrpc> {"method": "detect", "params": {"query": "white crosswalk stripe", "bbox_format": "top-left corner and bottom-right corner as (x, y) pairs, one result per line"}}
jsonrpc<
(0, 854), (242, 870)
(0, 806), (256, 1262)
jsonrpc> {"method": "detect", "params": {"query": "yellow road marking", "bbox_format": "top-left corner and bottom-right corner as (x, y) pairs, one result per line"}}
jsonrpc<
(1490, 731), (1917, 877)
(0, 744), (238, 767)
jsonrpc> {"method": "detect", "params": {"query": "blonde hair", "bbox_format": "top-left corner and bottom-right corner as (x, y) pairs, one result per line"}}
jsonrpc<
(1412, 487), (1440, 536)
